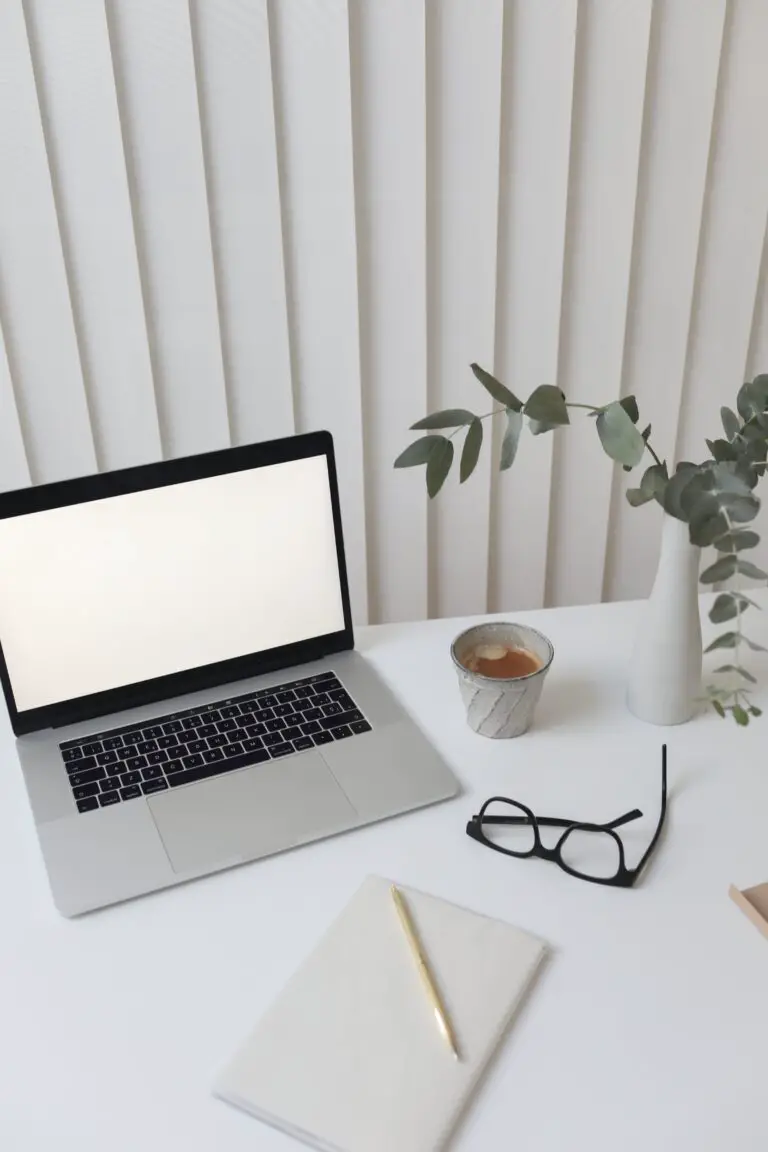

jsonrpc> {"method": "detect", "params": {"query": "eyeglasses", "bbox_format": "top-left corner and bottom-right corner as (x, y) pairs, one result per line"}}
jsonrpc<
(466, 744), (667, 888)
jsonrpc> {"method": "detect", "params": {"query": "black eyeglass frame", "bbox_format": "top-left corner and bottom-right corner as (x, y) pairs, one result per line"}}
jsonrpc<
(465, 744), (667, 888)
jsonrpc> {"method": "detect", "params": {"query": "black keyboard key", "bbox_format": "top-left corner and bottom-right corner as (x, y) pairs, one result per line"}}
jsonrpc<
(186, 740), (206, 754)
(197, 724), (216, 738)
(158, 734), (179, 749)
(208, 733), (229, 748)
(239, 700), (259, 713)
(163, 720), (183, 733)
(228, 727), (248, 743)
(262, 732), (285, 748)
(319, 709), (364, 732)
(122, 731), (142, 745)
(62, 746), (83, 762)
(147, 750), (168, 765)
(164, 759), (184, 775)
(313, 692), (330, 706)
(303, 707), (323, 721)
(266, 717), (286, 732)
(182, 716), (201, 730)
(350, 720), (372, 734)
(269, 742), (294, 758)
(294, 686), (314, 699)
(260, 695), (278, 709)
(69, 766), (106, 787)
(82, 741), (103, 756)
(117, 747), (133, 761)
(120, 785), (141, 801)
(97, 750), (119, 766)
(282, 726), (302, 742)
(200, 710), (221, 724)
(203, 748), (225, 763)
(322, 703), (343, 717)
(273, 703), (294, 717)
(276, 690), (296, 703)
(77, 796), (99, 813)
(217, 718), (236, 733)
(101, 775), (122, 791)
(121, 771), (142, 786)
(167, 747), (270, 788)
(73, 782), (101, 800)
(219, 705), (241, 718)
(242, 737), (263, 752)
(99, 790), (120, 807)
(253, 707), (274, 723)
(333, 725), (352, 740)
(66, 754), (97, 775)
(137, 739), (158, 754)
(312, 731), (334, 746)
(174, 730), (195, 745)
(223, 742), (244, 757)
(182, 752), (204, 769)
(329, 688), (351, 703)
(294, 736), (313, 751)
(126, 754), (149, 771)
(141, 778), (168, 795)
(244, 722), (267, 737)
(143, 726), (164, 740)
(142, 766), (164, 781)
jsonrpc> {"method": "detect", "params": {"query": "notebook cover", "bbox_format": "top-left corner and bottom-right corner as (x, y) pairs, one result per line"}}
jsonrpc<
(214, 875), (546, 1152)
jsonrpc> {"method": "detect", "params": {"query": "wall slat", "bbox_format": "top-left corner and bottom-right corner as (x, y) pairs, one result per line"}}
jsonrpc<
(190, 0), (294, 446)
(602, 0), (726, 604)
(0, 0), (96, 483)
(268, 0), (368, 624)
(546, 0), (652, 607)
(349, 0), (427, 625)
(490, 0), (577, 613)
(426, 0), (504, 619)
(0, 323), (32, 493)
(745, 226), (768, 578)
(107, 0), (230, 459)
(25, 0), (162, 471)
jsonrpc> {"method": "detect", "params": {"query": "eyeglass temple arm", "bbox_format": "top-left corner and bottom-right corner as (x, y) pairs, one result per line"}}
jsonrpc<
(634, 743), (668, 876)
(477, 809), (643, 831)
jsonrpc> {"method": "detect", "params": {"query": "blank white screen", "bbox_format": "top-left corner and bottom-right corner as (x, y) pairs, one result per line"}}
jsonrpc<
(0, 455), (345, 712)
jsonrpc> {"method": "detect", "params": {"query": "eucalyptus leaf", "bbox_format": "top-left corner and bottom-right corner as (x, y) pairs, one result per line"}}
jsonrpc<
(619, 395), (640, 424)
(640, 462), (668, 502)
(595, 402), (645, 467)
(700, 555), (738, 584)
(528, 418), (560, 436)
(500, 408), (523, 470)
(460, 418), (483, 483)
(721, 494), (760, 524)
(736, 559), (768, 580)
(726, 666), (757, 683)
(426, 437), (454, 498)
(709, 594), (752, 624)
(626, 486), (653, 507)
(743, 635), (767, 652)
(663, 467), (698, 521)
(394, 435), (444, 469)
(721, 406), (741, 441)
(689, 500), (728, 548)
(714, 530), (760, 552)
(706, 438), (739, 462)
(410, 408), (475, 430)
(750, 705), (763, 717)
(712, 699), (726, 717)
(524, 385), (569, 426)
(641, 423), (652, 441)
(704, 631), (739, 652)
(469, 363), (522, 412)
(732, 705), (750, 726)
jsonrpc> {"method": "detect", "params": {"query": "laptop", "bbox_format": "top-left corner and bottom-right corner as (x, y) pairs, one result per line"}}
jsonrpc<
(0, 432), (459, 916)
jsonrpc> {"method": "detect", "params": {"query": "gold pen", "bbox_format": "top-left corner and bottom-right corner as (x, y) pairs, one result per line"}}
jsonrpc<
(390, 884), (461, 1061)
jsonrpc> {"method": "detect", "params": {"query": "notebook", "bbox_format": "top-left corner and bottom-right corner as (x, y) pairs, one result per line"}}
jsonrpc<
(214, 875), (547, 1152)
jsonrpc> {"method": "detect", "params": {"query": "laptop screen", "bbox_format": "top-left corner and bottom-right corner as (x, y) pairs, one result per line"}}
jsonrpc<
(0, 454), (345, 713)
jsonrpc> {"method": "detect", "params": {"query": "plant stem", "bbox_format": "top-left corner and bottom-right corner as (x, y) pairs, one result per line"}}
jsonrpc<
(564, 402), (600, 412)
(644, 440), (663, 468)
(447, 409), (505, 439)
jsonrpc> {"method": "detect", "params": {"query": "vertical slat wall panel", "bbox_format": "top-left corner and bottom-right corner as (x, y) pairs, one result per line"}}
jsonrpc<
(0, 0), (96, 483)
(490, 0), (577, 613)
(546, 1), (652, 608)
(25, 0), (162, 471)
(107, 0), (230, 459)
(190, 0), (294, 446)
(268, 0), (367, 624)
(0, 325), (31, 492)
(745, 229), (768, 578)
(426, 0), (504, 619)
(348, 0), (427, 625)
(603, 0), (726, 603)
(675, 2), (768, 488)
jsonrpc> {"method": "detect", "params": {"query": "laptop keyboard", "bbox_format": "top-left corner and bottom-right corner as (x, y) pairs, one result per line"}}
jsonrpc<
(59, 670), (371, 814)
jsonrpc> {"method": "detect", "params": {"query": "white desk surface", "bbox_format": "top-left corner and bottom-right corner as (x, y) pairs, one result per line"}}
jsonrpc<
(1, 597), (766, 1152)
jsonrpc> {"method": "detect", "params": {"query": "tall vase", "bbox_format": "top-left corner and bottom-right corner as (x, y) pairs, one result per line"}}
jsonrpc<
(627, 513), (702, 725)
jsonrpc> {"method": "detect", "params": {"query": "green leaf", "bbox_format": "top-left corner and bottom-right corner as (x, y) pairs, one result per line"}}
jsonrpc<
(394, 435), (444, 469)
(706, 438), (739, 463)
(641, 462), (669, 502)
(410, 409), (475, 430)
(750, 705), (763, 717)
(712, 699), (726, 718)
(736, 559), (768, 580)
(524, 384), (569, 426)
(426, 437), (454, 498)
(663, 466), (698, 521)
(721, 406), (741, 441)
(528, 418), (560, 435)
(689, 498), (728, 548)
(709, 594), (752, 625)
(700, 555), (737, 584)
(500, 408), (523, 471)
(737, 380), (763, 422)
(641, 423), (652, 441)
(626, 486), (653, 507)
(704, 631), (739, 652)
(715, 530), (760, 552)
(470, 363), (522, 412)
(732, 705), (750, 726)
(620, 395), (640, 424)
(743, 635), (767, 652)
(714, 663), (756, 683)
(460, 418), (483, 483)
(595, 402), (645, 467)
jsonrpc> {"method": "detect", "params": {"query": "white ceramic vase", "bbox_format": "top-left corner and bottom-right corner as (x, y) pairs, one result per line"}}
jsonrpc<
(627, 513), (702, 726)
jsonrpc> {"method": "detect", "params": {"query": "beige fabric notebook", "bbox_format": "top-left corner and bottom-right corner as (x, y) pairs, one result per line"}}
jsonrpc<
(214, 875), (546, 1152)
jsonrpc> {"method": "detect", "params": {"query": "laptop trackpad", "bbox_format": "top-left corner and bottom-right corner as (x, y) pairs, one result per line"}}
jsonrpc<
(147, 752), (357, 875)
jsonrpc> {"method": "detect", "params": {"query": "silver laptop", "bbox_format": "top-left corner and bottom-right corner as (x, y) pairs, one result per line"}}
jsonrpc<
(0, 432), (458, 916)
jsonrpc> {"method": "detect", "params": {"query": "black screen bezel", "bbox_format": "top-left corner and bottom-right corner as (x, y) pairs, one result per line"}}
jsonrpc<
(0, 431), (354, 736)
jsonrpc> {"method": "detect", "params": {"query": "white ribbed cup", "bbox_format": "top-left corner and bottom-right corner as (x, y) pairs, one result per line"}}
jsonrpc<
(451, 622), (554, 738)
